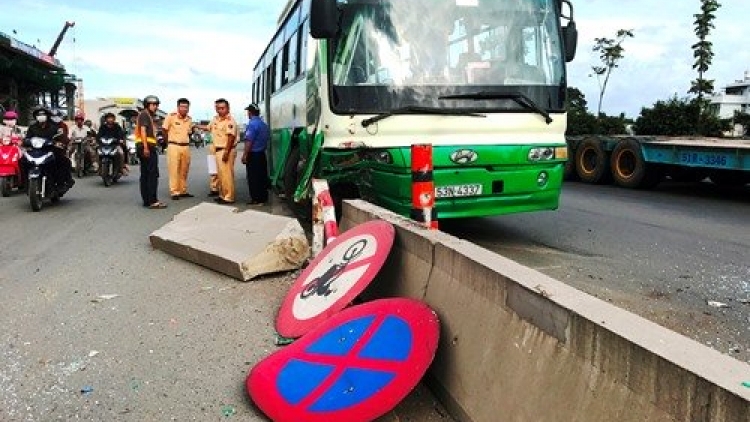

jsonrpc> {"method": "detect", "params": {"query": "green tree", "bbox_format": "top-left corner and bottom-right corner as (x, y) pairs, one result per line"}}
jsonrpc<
(634, 96), (728, 136)
(689, 0), (721, 104)
(591, 29), (634, 117)
(732, 111), (750, 136)
(565, 87), (597, 136)
(565, 87), (629, 136)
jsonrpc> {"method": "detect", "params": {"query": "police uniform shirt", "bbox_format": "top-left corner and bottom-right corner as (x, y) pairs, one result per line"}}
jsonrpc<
(163, 113), (193, 143)
(208, 115), (238, 149)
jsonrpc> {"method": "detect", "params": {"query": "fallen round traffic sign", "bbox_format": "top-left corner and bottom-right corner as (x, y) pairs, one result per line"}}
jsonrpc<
(248, 298), (440, 422)
(276, 220), (395, 339)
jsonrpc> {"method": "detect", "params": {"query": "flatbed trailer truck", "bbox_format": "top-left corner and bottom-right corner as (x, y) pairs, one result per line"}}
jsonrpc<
(566, 135), (750, 188)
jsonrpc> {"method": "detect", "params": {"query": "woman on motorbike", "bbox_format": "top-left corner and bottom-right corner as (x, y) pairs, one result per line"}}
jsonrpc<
(1, 110), (21, 143)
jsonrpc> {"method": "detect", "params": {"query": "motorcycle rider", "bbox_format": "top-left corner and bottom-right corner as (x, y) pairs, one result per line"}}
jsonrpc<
(69, 112), (98, 173)
(97, 112), (128, 175)
(23, 107), (75, 189)
(84, 119), (96, 137)
(1, 110), (21, 142)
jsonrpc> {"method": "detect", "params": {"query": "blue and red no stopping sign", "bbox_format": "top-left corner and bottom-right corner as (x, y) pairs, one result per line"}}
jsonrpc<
(248, 298), (440, 422)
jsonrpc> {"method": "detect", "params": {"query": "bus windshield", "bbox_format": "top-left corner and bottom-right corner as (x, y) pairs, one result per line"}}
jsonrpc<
(329, 0), (566, 114)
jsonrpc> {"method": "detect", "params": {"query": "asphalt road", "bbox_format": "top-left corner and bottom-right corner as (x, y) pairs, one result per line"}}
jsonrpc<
(0, 147), (452, 421)
(441, 180), (750, 363)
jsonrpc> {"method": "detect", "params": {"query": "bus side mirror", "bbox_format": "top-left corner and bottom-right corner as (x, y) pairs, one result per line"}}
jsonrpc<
(310, 0), (339, 39)
(562, 21), (578, 62)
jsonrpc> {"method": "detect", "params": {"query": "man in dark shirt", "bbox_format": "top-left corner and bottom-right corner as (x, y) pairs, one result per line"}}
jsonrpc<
(136, 95), (166, 209)
(97, 112), (128, 174)
(241, 103), (270, 205)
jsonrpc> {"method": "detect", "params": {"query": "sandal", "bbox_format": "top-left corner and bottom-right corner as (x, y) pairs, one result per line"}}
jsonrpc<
(148, 202), (167, 209)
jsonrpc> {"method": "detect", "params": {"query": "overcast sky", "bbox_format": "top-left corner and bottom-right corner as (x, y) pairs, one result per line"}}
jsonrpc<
(1, 0), (747, 120)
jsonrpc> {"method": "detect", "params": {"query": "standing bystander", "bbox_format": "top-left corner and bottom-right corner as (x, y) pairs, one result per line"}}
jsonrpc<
(207, 98), (238, 204)
(240, 103), (270, 205)
(136, 95), (167, 209)
(162, 98), (194, 200)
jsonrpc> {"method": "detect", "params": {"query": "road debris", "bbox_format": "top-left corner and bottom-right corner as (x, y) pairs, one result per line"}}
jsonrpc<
(221, 404), (237, 417)
(91, 294), (120, 303)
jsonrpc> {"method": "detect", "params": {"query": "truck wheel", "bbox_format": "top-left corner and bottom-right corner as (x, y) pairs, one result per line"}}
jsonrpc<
(610, 139), (660, 189)
(709, 170), (748, 187)
(575, 137), (610, 184)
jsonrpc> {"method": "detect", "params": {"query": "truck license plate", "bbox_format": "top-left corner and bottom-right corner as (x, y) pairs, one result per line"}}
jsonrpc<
(679, 152), (731, 167)
(435, 184), (483, 198)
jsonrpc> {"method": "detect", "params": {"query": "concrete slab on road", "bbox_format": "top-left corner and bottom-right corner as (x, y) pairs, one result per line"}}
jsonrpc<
(149, 203), (310, 281)
(0, 148), (453, 421)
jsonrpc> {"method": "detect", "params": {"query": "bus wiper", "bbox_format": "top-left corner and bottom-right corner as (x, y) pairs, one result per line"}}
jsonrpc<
(439, 91), (553, 125)
(361, 105), (485, 128)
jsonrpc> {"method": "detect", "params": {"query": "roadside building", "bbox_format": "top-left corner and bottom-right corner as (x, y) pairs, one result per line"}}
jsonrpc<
(0, 31), (77, 125)
(710, 70), (750, 136)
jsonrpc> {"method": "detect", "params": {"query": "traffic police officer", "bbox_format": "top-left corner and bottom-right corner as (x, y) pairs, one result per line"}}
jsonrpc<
(162, 98), (194, 200)
(136, 95), (167, 209)
(208, 98), (238, 204)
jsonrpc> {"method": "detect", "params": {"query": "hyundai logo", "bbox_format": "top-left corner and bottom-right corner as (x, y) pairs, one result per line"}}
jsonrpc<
(450, 149), (478, 165)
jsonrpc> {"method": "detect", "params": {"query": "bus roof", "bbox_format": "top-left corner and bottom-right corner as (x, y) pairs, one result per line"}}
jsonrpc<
(253, 0), (304, 72)
(277, 0), (296, 25)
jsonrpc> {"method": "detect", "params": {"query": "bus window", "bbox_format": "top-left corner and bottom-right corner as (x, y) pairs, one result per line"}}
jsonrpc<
(296, 29), (304, 77)
(282, 41), (291, 85)
(288, 31), (298, 81)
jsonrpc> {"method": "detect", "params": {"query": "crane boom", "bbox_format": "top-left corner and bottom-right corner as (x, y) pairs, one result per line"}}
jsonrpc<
(49, 21), (75, 58)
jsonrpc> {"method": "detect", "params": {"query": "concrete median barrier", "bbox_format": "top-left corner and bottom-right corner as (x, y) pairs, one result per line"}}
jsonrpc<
(341, 200), (750, 422)
(150, 203), (309, 281)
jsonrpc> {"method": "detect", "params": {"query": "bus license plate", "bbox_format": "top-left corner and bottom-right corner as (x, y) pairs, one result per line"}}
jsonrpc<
(435, 184), (482, 198)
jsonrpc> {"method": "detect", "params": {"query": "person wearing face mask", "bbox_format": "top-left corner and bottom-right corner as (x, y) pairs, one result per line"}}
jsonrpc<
(25, 107), (75, 190)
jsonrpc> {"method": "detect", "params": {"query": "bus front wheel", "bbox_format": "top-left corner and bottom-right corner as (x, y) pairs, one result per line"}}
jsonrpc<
(283, 146), (311, 221)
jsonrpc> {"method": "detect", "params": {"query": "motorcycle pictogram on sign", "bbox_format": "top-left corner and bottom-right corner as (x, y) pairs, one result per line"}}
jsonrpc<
(276, 220), (395, 339)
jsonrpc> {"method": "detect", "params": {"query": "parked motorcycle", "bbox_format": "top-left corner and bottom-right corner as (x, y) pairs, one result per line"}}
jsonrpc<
(0, 132), (22, 197)
(24, 136), (69, 211)
(98, 137), (123, 187)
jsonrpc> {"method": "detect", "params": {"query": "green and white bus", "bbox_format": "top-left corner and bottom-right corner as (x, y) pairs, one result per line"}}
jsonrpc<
(252, 0), (578, 219)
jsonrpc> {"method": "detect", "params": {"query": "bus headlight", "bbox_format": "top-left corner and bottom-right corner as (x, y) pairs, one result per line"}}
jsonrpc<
(537, 171), (549, 187)
(374, 151), (393, 164)
(528, 146), (568, 161)
(528, 147), (554, 161)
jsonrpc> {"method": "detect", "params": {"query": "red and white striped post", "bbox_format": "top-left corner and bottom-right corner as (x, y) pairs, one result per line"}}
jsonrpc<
(312, 179), (339, 247)
(410, 144), (438, 230)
